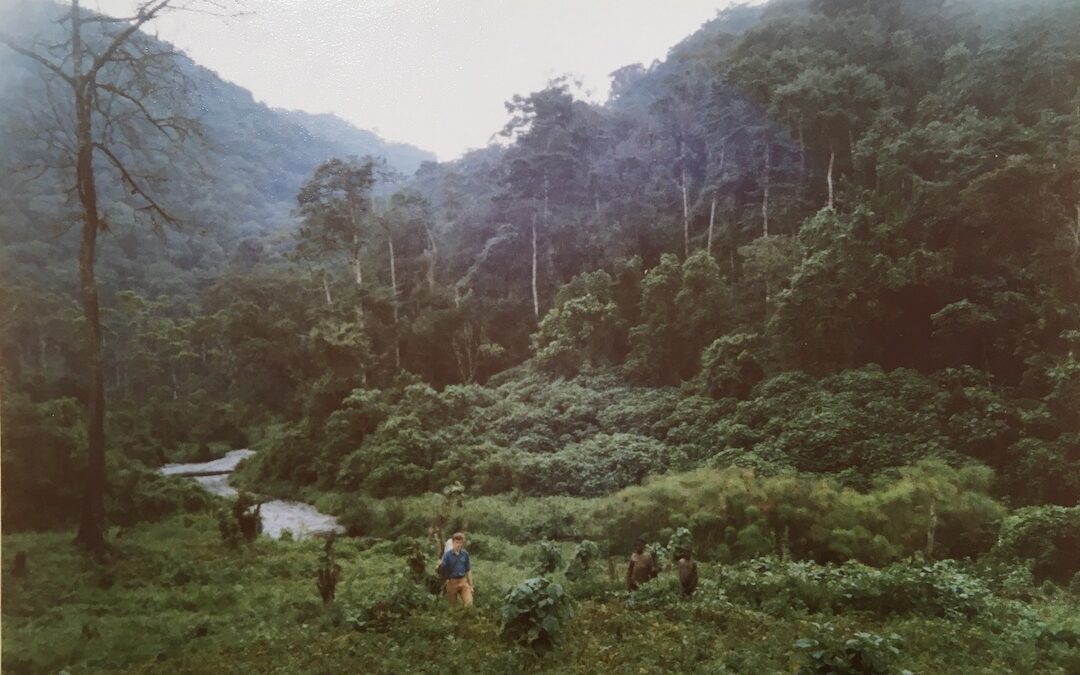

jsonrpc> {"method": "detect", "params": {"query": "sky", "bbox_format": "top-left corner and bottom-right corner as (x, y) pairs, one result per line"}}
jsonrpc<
(87, 0), (733, 160)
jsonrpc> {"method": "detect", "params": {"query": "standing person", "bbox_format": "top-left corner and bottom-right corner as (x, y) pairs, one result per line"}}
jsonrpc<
(676, 548), (698, 598)
(439, 532), (474, 607)
(626, 537), (658, 591)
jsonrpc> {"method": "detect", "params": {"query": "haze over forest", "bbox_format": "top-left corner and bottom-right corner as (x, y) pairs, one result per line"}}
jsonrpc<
(1, 0), (1078, 672)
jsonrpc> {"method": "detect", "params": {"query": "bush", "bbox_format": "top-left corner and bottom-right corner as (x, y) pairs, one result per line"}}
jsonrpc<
(991, 505), (1080, 583)
(535, 541), (562, 574)
(219, 492), (261, 547)
(715, 558), (991, 620)
(793, 623), (906, 675)
(590, 461), (1004, 564)
(499, 577), (573, 656)
(565, 540), (601, 581)
(106, 463), (217, 527)
(349, 574), (429, 632)
(1, 396), (85, 531)
(316, 535), (342, 605)
(667, 527), (693, 558)
(517, 433), (669, 497)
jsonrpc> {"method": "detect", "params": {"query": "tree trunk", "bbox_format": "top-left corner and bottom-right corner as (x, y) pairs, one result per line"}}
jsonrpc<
(798, 114), (805, 181)
(350, 253), (364, 323)
(388, 236), (400, 370)
(925, 498), (937, 560)
(349, 210), (364, 324)
(827, 142), (835, 211)
(322, 272), (333, 307)
(1071, 203), (1080, 261)
(761, 140), (770, 237)
(71, 0), (107, 555)
(530, 212), (539, 320)
(707, 195), (717, 255)
(543, 174), (550, 228)
(680, 167), (690, 258)
(423, 224), (437, 293)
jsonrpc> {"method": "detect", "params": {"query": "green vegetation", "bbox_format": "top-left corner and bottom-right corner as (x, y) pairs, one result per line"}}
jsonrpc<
(3, 510), (1078, 673)
(2, 0), (1079, 670)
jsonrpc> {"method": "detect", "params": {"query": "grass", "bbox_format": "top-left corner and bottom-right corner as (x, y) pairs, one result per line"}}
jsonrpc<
(3, 515), (1079, 674)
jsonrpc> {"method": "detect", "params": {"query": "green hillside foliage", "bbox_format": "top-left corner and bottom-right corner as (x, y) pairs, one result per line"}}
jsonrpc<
(2, 0), (1080, 669)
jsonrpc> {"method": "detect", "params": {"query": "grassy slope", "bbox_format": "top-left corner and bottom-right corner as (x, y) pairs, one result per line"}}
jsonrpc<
(3, 516), (1078, 674)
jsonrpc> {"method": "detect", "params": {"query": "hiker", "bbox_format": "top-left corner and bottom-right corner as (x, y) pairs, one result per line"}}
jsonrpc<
(439, 532), (474, 607)
(676, 548), (698, 597)
(626, 537), (658, 591)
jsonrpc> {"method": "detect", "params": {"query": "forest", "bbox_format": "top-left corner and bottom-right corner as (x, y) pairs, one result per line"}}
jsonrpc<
(1, 0), (1079, 672)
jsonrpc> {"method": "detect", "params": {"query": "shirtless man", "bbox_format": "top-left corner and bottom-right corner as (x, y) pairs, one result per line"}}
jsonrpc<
(676, 548), (698, 597)
(626, 537), (658, 591)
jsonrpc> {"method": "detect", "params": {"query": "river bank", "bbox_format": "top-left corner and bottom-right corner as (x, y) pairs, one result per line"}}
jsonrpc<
(161, 449), (342, 540)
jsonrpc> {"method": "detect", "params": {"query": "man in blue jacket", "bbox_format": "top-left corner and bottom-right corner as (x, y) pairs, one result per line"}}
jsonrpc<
(439, 532), (473, 607)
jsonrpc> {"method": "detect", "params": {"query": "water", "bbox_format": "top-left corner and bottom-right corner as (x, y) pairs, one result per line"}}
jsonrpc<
(161, 449), (343, 540)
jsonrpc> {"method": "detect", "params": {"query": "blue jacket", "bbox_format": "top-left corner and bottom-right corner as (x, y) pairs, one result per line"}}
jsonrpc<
(440, 549), (470, 579)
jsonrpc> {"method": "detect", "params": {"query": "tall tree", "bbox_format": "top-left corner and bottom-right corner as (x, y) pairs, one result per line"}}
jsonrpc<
(1, 0), (222, 553)
(295, 156), (377, 324)
(500, 81), (596, 319)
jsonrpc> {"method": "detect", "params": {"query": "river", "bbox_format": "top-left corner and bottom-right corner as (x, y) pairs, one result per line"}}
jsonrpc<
(161, 449), (343, 540)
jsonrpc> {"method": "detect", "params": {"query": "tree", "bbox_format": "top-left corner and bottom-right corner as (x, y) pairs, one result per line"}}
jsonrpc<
(772, 64), (885, 210)
(1, 0), (229, 553)
(295, 156), (378, 324)
(500, 80), (598, 319)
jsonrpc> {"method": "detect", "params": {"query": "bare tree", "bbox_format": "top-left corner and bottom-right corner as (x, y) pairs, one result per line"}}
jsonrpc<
(1, 0), (233, 553)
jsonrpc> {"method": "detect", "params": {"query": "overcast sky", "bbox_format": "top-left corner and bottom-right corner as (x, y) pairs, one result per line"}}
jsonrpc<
(86, 0), (733, 160)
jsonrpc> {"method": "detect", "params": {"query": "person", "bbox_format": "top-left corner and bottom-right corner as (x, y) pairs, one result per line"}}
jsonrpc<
(626, 537), (658, 591)
(439, 532), (473, 607)
(676, 548), (698, 598)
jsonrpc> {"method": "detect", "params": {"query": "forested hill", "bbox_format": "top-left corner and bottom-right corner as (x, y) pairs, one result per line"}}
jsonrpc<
(0, 0), (434, 297)
(2, 0), (1079, 533)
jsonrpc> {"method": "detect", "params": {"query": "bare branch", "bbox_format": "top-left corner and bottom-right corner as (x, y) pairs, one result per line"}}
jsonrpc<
(92, 142), (178, 229)
(0, 33), (75, 87)
(93, 82), (187, 141)
(88, 0), (174, 80)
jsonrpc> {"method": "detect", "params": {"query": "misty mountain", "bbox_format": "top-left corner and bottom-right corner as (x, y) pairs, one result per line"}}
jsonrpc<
(0, 0), (433, 295)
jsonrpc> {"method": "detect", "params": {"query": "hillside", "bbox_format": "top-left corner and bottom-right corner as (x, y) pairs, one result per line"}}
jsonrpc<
(2, 0), (1079, 671)
(0, 0), (434, 297)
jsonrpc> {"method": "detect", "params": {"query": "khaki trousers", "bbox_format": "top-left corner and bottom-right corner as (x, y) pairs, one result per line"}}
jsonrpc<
(445, 577), (473, 607)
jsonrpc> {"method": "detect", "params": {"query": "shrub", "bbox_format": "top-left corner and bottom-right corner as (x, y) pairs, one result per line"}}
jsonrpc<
(517, 433), (668, 497)
(499, 577), (573, 656)
(565, 540), (601, 581)
(715, 557), (991, 620)
(667, 527), (693, 558)
(590, 461), (1003, 565)
(793, 622), (906, 675)
(349, 574), (429, 632)
(535, 541), (562, 574)
(839, 560), (990, 619)
(699, 332), (764, 399)
(219, 492), (261, 547)
(316, 534), (342, 605)
(991, 505), (1080, 583)
(626, 577), (682, 608)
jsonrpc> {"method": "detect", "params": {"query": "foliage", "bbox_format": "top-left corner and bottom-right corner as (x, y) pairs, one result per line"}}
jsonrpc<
(3, 518), (1080, 673)
(564, 540), (600, 581)
(793, 623), (906, 675)
(718, 557), (990, 620)
(499, 577), (573, 656)
(517, 433), (669, 497)
(316, 534), (342, 605)
(990, 506), (1080, 583)
(218, 492), (261, 547)
(534, 540), (562, 575)
(667, 527), (693, 558)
